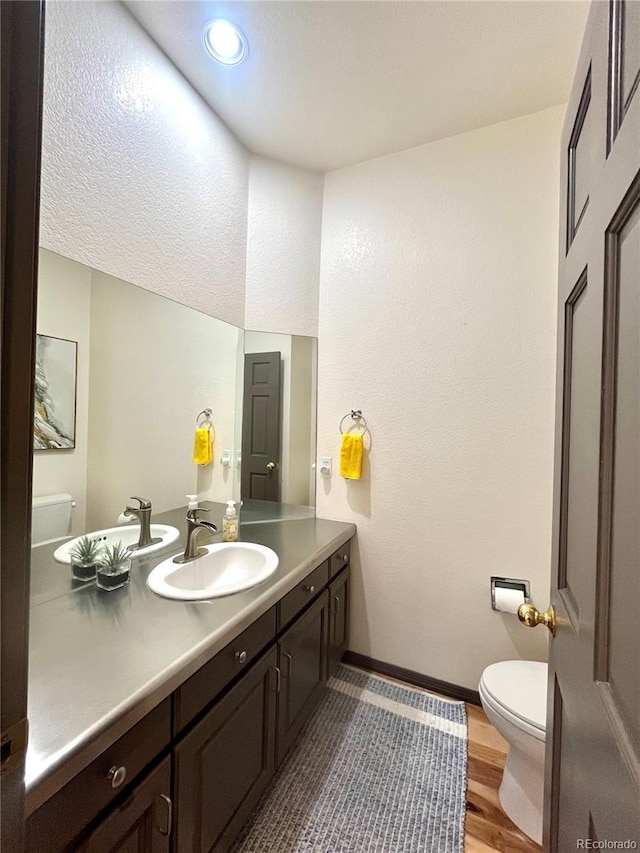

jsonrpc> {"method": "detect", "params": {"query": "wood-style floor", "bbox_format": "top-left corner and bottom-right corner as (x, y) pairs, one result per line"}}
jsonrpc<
(465, 702), (541, 853)
(349, 666), (541, 853)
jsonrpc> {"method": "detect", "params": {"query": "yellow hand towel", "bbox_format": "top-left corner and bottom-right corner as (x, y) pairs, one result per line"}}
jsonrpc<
(340, 433), (363, 479)
(193, 427), (213, 465)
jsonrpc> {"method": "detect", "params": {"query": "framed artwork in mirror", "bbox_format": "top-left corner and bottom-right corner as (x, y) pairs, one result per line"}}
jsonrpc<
(34, 333), (77, 450)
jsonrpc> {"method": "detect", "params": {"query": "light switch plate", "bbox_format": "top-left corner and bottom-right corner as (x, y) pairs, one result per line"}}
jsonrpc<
(320, 456), (332, 477)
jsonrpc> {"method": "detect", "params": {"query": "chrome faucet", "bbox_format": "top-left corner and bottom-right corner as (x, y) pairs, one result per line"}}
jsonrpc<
(123, 496), (160, 551)
(173, 508), (218, 564)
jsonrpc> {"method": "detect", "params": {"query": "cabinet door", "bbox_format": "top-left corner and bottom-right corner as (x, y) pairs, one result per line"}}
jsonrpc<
(277, 591), (329, 767)
(328, 567), (350, 679)
(174, 646), (278, 853)
(80, 756), (172, 853)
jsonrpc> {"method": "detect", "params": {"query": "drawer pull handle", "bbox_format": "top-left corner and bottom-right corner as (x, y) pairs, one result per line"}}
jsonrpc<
(332, 595), (340, 616)
(283, 652), (293, 678)
(158, 794), (173, 836)
(272, 665), (281, 693)
(108, 765), (127, 789)
(306, 585), (316, 595)
(235, 650), (248, 664)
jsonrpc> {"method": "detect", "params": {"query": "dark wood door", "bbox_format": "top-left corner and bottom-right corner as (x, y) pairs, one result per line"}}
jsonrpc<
(173, 646), (278, 853)
(1, 3), (45, 850)
(277, 591), (329, 767)
(80, 757), (172, 853)
(545, 2), (640, 848)
(241, 352), (281, 502)
(327, 567), (350, 679)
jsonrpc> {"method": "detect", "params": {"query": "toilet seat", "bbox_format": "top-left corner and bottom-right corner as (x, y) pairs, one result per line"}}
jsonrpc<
(479, 660), (547, 741)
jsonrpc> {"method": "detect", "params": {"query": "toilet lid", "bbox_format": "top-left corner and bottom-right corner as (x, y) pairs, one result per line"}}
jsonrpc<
(480, 660), (547, 732)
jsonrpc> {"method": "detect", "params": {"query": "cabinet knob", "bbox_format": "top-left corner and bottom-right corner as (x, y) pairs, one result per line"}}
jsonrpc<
(306, 585), (315, 595)
(235, 650), (248, 664)
(342, 553), (348, 562)
(108, 765), (127, 789)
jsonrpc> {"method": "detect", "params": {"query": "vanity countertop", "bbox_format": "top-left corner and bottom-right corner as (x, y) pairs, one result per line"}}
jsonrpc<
(26, 510), (355, 815)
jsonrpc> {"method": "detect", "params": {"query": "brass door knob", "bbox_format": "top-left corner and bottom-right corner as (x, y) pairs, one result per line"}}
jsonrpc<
(266, 461), (276, 471)
(518, 603), (556, 636)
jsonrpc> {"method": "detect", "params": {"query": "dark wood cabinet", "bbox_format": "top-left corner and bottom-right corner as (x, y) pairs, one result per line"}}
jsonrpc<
(276, 590), (329, 767)
(174, 607), (277, 734)
(278, 559), (329, 630)
(26, 700), (172, 853)
(173, 646), (278, 853)
(28, 540), (353, 853)
(329, 541), (350, 580)
(80, 756), (172, 853)
(328, 567), (350, 679)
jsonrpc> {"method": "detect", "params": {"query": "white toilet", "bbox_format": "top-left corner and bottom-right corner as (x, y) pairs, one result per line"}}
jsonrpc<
(32, 493), (74, 545)
(478, 660), (547, 844)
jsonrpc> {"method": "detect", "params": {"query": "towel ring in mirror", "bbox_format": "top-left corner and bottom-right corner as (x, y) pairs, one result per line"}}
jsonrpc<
(196, 409), (216, 441)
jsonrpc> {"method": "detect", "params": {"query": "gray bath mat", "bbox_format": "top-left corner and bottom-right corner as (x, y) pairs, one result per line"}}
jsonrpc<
(232, 665), (468, 852)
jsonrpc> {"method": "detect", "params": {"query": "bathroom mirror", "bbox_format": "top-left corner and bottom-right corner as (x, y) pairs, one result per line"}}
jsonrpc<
(33, 248), (244, 539)
(32, 250), (319, 546)
(240, 332), (317, 522)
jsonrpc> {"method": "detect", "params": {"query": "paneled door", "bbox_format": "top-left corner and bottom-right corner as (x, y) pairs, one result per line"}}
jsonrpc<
(545, 1), (640, 848)
(241, 352), (281, 502)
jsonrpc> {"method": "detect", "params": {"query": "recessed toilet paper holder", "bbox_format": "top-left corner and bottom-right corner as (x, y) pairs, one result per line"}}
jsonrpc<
(491, 576), (531, 611)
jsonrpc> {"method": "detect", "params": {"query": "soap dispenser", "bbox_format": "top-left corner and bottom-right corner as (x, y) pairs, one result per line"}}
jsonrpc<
(222, 500), (238, 542)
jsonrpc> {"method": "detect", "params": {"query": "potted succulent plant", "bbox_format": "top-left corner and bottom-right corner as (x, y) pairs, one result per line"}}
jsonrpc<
(96, 541), (132, 591)
(69, 535), (103, 583)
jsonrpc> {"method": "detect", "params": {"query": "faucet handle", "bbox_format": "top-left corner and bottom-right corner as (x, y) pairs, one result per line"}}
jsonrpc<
(128, 496), (151, 510)
(187, 507), (210, 521)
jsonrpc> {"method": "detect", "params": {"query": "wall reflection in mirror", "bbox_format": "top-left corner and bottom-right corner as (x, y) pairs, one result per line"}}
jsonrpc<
(33, 248), (244, 541)
(32, 249), (318, 550)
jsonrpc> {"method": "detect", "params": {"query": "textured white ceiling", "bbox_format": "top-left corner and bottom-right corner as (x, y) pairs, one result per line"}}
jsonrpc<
(125, 0), (589, 172)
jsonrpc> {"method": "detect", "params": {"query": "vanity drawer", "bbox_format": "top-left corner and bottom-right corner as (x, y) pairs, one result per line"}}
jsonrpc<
(278, 560), (329, 630)
(329, 541), (351, 579)
(26, 698), (171, 853)
(174, 605), (277, 733)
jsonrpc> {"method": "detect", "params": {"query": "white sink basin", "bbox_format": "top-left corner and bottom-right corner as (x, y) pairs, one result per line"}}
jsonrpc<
(146, 542), (279, 601)
(53, 525), (180, 564)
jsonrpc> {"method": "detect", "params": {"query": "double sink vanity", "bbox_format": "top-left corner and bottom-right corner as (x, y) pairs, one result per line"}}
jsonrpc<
(26, 504), (355, 852)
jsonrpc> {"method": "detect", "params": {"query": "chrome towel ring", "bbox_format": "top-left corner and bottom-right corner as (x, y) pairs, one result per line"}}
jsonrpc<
(196, 408), (213, 427)
(339, 409), (368, 436)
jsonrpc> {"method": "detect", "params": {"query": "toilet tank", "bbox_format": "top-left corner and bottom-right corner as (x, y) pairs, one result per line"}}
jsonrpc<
(32, 494), (73, 545)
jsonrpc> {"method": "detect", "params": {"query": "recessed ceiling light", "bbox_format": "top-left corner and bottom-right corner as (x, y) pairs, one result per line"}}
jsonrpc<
(203, 20), (247, 66)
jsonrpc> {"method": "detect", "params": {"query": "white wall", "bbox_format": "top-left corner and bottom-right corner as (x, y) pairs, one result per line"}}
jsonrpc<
(40, 4), (326, 338)
(245, 156), (323, 337)
(86, 272), (241, 531)
(34, 250), (92, 535)
(288, 336), (315, 506)
(40, 0), (248, 328)
(317, 105), (563, 689)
